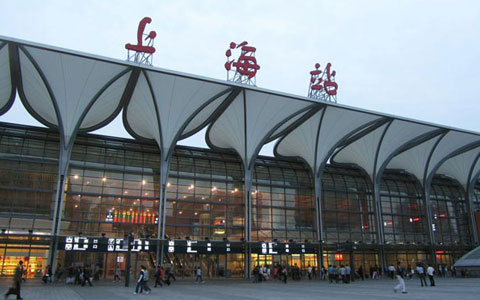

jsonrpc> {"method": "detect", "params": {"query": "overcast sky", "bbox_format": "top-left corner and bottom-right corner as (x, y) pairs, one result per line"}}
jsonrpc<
(1, 0), (479, 155)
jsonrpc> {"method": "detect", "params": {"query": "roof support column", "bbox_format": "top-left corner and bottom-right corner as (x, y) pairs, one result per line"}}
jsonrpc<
(244, 167), (253, 279)
(466, 154), (480, 245)
(371, 120), (393, 271)
(465, 186), (478, 245)
(157, 160), (170, 269)
(372, 178), (386, 271)
(314, 174), (325, 270)
(48, 140), (73, 275)
(423, 184), (437, 265)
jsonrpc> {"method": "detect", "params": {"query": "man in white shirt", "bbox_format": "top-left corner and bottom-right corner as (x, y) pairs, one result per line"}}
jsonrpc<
(416, 265), (427, 287)
(427, 265), (435, 286)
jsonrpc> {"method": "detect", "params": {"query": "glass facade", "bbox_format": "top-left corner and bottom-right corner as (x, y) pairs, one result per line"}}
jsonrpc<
(0, 122), (477, 278)
(321, 166), (375, 244)
(430, 177), (471, 245)
(252, 160), (315, 242)
(380, 171), (428, 244)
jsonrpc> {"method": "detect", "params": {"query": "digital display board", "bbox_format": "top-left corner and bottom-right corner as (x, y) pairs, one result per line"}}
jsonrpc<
(59, 236), (317, 255)
(251, 242), (315, 255)
(166, 240), (244, 254)
(105, 210), (158, 224)
(62, 236), (151, 253)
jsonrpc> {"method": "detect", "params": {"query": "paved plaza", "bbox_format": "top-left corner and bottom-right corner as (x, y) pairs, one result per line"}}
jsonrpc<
(1, 277), (479, 300)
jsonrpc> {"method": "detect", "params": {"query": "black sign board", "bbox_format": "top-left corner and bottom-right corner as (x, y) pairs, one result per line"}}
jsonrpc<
(251, 242), (316, 254)
(58, 236), (317, 255)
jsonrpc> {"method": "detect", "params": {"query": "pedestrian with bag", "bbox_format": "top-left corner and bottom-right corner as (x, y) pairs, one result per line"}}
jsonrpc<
(393, 263), (407, 294)
(134, 265), (150, 295)
(4, 260), (23, 300)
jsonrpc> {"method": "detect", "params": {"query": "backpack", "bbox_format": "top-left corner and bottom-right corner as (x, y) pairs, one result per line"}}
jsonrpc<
(143, 270), (149, 281)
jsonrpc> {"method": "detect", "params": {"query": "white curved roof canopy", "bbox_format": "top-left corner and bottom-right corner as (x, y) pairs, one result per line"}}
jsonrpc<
(332, 119), (437, 181)
(437, 147), (480, 189)
(1, 35), (480, 187)
(16, 45), (132, 147)
(275, 106), (382, 176)
(207, 90), (316, 169)
(123, 70), (233, 160)
(0, 42), (15, 115)
(388, 131), (480, 186)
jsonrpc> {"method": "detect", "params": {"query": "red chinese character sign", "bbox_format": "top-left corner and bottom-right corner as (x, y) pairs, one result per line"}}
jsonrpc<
(125, 17), (157, 65)
(308, 62), (338, 103)
(225, 41), (260, 86)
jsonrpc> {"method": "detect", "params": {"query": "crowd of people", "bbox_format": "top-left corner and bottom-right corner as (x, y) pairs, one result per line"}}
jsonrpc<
(2, 258), (470, 299)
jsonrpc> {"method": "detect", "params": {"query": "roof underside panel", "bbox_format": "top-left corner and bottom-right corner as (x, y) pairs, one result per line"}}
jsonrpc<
(21, 46), (128, 146)
(244, 91), (312, 167)
(125, 70), (230, 159)
(275, 109), (323, 169)
(0, 43), (13, 114)
(124, 72), (161, 145)
(332, 123), (388, 179)
(18, 48), (57, 126)
(426, 131), (480, 181)
(387, 135), (442, 184)
(315, 107), (381, 174)
(80, 70), (131, 130)
(180, 91), (231, 139)
(268, 108), (311, 142)
(147, 70), (229, 157)
(375, 120), (436, 176)
(437, 147), (480, 189)
(208, 90), (312, 167)
(208, 92), (246, 161)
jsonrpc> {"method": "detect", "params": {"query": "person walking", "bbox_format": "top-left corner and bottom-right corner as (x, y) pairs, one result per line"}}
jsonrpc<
(358, 265), (364, 280)
(393, 264), (407, 294)
(281, 265), (288, 284)
(427, 265), (435, 287)
(328, 265), (334, 283)
(195, 266), (204, 283)
(165, 266), (176, 285)
(154, 266), (165, 287)
(388, 265), (395, 279)
(54, 264), (63, 282)
(345, 264), (351, 283)
(416, 264), (427, 287)
(339, 265), (346, 283)
(4, 260), (23, 300)
(142, 266), (151, 293)
(113, 265), (121, 281)
(321, 265), (326, 280)
(307, 264), (312, 280)
(134, 265), (150, 295)
(372, 265), (379, 279)
(81, 267), (92, 287)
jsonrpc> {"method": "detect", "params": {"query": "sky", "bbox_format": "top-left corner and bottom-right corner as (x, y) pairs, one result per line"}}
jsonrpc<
(1, 0), (479, 156)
